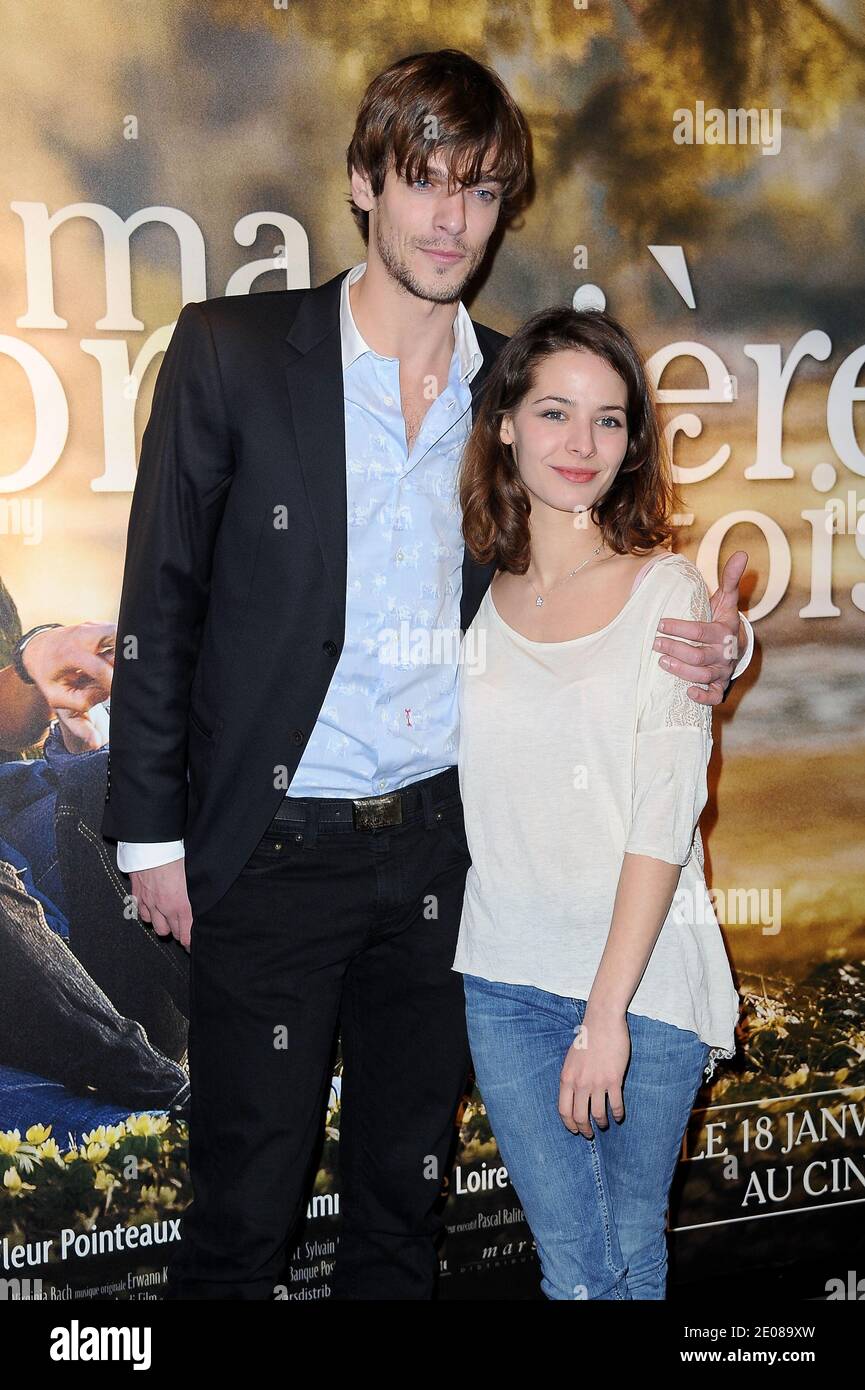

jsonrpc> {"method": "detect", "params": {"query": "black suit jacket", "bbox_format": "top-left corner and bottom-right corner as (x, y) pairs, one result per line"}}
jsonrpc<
(101, 267), (506, 916)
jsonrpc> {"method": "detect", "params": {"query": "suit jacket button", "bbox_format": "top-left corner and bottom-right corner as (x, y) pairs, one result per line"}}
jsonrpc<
(323, 640), (338, 657)
(291, 730), (304, 744)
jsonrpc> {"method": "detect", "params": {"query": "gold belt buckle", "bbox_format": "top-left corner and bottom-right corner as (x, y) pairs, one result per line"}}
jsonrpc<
(352, 791), (403, 830)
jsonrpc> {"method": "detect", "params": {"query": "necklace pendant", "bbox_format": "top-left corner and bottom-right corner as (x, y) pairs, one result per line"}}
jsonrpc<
(535, 595), (544, 607)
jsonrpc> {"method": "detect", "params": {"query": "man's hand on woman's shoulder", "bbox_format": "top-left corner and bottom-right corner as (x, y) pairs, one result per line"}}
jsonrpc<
(652, 550), (751, 707)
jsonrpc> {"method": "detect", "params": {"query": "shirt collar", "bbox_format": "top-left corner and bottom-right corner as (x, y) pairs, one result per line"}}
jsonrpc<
(339, 261), (483, 383)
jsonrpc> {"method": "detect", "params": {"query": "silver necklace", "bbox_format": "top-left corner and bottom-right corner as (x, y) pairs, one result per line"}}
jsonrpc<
(526, 542), (611, 607)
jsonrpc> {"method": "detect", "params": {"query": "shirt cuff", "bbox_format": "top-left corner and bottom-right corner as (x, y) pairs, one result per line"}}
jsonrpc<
(116, 840), (185, 873)
(731, 612), (754, 680)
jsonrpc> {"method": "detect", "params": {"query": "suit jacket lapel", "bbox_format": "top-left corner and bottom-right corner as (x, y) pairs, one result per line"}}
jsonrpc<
(283, 270), (348, 619)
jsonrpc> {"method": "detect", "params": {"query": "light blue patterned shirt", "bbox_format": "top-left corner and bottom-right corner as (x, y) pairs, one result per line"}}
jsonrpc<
(288, 260), (483, 797)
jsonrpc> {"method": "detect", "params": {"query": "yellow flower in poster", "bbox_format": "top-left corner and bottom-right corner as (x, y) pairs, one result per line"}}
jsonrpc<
(3, 1167), (35, 1195)
(82, 1141), (111, 1164)
(81, 1125), (111, 1148)
(126, 1114), (170, 1137)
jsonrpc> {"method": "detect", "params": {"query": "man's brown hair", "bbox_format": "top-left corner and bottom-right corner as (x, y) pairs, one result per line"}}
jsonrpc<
(346, 48), (531, 241)
(460, 307), (679, 574)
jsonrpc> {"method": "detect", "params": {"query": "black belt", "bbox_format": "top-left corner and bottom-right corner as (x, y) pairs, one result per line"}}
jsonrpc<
(271, 765), (460, 831)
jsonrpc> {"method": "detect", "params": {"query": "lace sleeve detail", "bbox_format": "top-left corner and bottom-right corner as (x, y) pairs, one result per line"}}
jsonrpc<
(692, 824), (705, 873)
(703, 1043), (736, 1081)
(660, 558), (713, 735)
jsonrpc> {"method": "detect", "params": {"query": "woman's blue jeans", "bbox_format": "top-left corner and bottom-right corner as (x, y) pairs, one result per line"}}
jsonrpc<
(463, 973), (710, 1301)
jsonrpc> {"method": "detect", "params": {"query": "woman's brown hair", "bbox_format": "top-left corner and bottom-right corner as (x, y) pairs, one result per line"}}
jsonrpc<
(346, 49), (531, 241)
(460, 307), (678, 574)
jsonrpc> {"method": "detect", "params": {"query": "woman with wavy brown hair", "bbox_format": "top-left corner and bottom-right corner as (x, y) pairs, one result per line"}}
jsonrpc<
(451, 306), (742, 1300)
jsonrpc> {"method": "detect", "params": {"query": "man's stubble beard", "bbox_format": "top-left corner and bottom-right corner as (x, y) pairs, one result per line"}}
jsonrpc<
(374, 218), (483, 305)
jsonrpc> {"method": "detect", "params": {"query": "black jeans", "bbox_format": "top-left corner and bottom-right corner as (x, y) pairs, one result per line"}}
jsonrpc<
(167, 766), (472, 1300)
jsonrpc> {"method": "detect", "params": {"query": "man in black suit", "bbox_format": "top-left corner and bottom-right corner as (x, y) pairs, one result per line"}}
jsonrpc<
(102, 49), (751, 1299)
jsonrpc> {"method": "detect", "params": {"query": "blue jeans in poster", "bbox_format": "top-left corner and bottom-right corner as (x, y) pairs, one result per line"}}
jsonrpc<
(462, 973), (710, 1300)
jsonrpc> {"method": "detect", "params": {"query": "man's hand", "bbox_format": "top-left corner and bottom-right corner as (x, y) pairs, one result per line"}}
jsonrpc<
(652, 550), (749, 707)
(129, 859), (194, 952)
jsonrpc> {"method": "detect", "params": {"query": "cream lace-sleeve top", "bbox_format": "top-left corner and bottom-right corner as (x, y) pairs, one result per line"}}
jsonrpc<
(452, 552), (740, 1080)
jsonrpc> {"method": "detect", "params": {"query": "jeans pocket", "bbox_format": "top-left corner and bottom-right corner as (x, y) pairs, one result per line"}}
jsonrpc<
(436, 800), (471, 859)
(239, 827), (303, 872)
(189, 708), (215, 741)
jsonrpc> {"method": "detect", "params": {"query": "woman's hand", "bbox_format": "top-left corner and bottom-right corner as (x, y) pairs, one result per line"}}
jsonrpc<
(558, 1008), (631, 1138)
